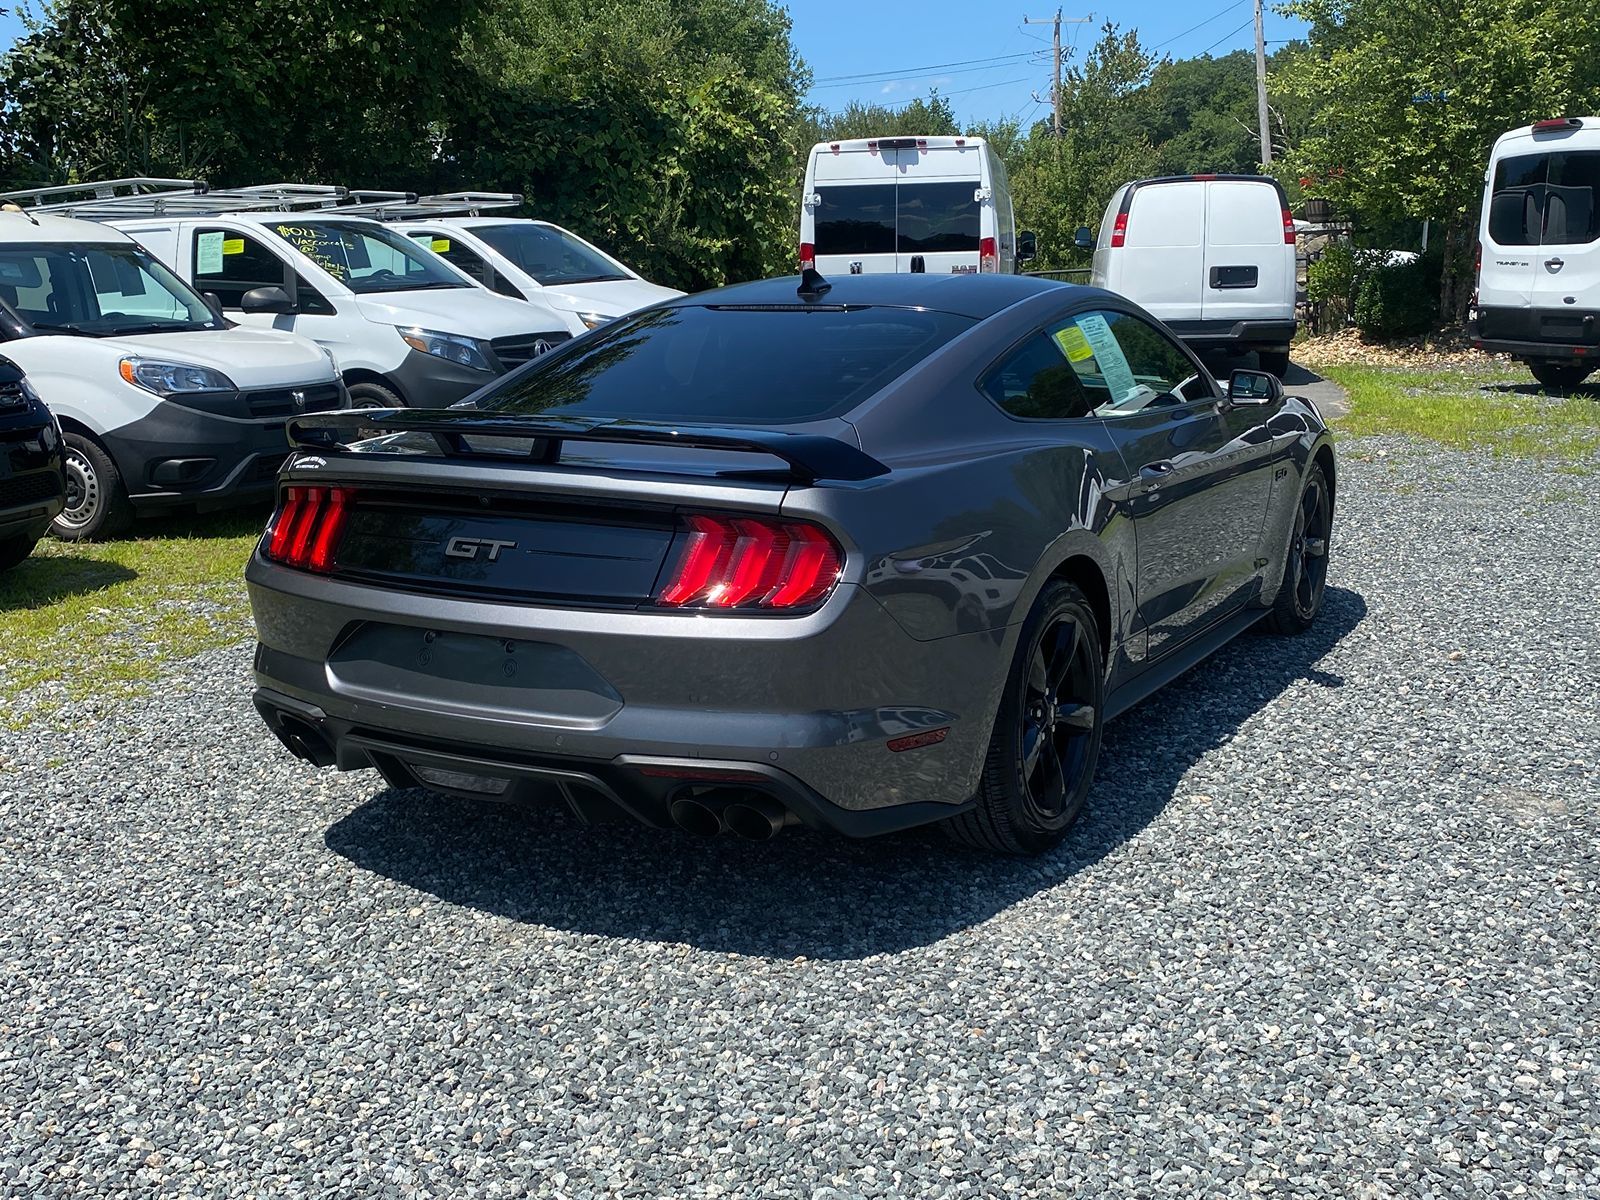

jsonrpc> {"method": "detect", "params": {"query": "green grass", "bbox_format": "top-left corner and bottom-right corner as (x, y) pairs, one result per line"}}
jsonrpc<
(0, 509), (266, 727)
(1323, 364), (1600, 468)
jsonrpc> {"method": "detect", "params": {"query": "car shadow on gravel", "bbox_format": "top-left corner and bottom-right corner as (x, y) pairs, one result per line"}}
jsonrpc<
(325, 586), (1367, 960)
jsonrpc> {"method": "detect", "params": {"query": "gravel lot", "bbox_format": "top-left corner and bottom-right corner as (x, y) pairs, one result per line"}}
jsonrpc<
(1, 437), (1596, 1198)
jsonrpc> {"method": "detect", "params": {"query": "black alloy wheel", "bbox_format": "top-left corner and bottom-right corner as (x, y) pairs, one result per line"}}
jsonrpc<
(1267, 463), (1331, 634)
(948, 580), (1105, 855)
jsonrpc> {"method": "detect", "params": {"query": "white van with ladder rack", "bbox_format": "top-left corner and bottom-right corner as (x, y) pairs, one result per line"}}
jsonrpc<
(352, 191), (681, 336)
(0, 180), (344, 539)
(799, 136), (1034, 276)
(1468, 116), (1600, 390)
(33, 180), (574, 411)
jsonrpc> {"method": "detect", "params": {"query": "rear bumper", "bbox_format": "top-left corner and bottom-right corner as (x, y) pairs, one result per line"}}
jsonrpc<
(1165, 318), (1297, 349)
(245, 555), (1009, 833)
(1467, 306), (1600, 361)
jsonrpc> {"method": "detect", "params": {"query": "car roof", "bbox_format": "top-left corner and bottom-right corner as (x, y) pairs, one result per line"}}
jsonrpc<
(677, 273), (1085, 320)
(0, 210), (136, 246)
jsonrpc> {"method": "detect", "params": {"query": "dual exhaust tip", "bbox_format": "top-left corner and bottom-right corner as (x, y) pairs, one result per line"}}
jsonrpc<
(669, 790), (793, 841)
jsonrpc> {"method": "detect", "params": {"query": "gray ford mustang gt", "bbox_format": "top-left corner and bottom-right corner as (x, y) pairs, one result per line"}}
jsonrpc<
(248, 271), (1334, 855)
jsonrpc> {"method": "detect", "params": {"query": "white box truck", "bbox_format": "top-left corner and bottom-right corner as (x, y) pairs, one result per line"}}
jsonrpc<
(1468, 116), (1600, 390)
(1089, 174), (1298, 377)
(799, 136), (1034, 276)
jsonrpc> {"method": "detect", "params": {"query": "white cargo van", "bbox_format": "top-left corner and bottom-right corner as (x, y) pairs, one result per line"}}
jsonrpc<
(0, 205), (343, 539)
(112, 209), (574, 409)
(390, 218), (681, 336)
(1468, 116), (1600, 389)
(1089, 174), (1298, 376)
(799, 136), (1033, 276)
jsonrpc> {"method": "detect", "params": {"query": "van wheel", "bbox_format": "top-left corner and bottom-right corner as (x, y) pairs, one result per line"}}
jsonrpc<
(1257, 349), (1291, 378)
(346, 380), (403, 410)
(52, 433), (133, 542)
(1529, 362), (1592, 391)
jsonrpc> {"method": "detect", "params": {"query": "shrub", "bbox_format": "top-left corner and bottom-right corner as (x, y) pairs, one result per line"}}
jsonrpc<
(1354, 260), (1436, 339)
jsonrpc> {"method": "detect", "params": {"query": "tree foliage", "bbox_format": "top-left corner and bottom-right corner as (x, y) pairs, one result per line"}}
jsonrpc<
(1274, 0), (1600, 314)
(797, 91), (959, 146)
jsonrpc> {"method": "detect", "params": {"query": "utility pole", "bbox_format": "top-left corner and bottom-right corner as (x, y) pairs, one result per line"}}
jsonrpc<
(1254, 0), (1272, 164)
(1024, 10), (1092, 138)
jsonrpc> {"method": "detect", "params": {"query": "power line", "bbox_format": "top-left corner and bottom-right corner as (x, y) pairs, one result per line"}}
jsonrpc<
(1149, 0), (1249, 51)
(812, 50), (1039, 84)
(1198, 16), (1255, 56)
(809, 55), (1047, 91)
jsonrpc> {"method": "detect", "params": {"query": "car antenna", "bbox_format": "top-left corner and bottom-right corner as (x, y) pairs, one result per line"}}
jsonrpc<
(797, 267), (832, 300)
(1, 202), (39, 227)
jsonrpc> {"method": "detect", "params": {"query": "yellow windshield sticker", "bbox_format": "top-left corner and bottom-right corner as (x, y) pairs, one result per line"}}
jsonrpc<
(430, 238), (451, 253)
(1054, 324), (1094, 362)
(221, 238), (245, 256)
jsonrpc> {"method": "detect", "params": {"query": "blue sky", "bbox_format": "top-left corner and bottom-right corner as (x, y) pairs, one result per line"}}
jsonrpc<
(0, 1), (1308, 127)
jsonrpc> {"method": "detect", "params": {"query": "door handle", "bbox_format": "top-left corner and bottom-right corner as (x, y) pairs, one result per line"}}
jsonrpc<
(1546, 257), (1565, 271)
(1139, 460), (1175, 478)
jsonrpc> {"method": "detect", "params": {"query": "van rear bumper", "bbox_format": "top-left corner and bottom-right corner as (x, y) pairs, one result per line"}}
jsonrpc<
(1467, 306), (1600, 360)
(1164, 318), (1297, 349)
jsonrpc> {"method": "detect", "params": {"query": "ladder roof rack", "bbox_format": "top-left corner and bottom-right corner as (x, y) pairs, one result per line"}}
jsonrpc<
(346, 191), (525, 221)
(0, 178), (524, 223)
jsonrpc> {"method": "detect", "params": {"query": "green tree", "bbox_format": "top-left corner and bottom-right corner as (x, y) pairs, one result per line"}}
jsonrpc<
(1275, 0), (1600, 318)
(798, 90), (960, 146)
(1008, 23), (1160, 269)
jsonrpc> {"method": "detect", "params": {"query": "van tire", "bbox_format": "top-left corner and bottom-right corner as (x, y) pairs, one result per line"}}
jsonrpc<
(1257, 349), (1291, 378)
(347, 381), (404, 410)
(1529, 362), (1592, 391)
(52, 433), (133, 542)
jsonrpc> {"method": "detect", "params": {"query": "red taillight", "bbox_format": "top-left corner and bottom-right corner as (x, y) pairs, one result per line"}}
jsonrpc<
(799, 241), (815, 271)
(264, 484), (353, 573)
(1282, 208), (1296, 244)
(1533, 118), (1582, 132)
(979, 236), (997, 272)
(657, 514), (842, 611)
(1475, 239), (1482, 278)
(1110, 212), (1129, 248)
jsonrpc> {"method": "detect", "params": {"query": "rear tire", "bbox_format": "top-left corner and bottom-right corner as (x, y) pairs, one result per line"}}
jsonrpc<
(0, 533), (38, 573)
(945, 580), (1105, 856)
(1266, 463), (1332, 635)
(1529, 362), (1592, 391)
(1257, 348), (1291, 378)
(51, 433), (133, 542)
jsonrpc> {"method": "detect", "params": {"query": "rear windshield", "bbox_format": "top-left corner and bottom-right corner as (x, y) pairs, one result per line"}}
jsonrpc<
(479, 304), (976, 424)
(814, 182), (980, 256)
(1489, 150), (1600, 246)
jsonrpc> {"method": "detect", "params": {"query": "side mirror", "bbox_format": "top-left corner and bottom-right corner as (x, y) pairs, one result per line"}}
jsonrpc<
(240, 285), (294, 315)
(200, 291), (225, 321)
(1073, 225), (1095, 251)
(1016, 230), (1038, 263)
(1225, 368), (1284, 407)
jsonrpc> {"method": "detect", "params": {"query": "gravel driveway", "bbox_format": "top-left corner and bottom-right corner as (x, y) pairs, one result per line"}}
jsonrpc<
(2, 438), (1596, 1198)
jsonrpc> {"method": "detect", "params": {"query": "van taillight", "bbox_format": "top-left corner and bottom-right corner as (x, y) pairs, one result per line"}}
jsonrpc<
(265, 485), (352, 573)
(1110, 212), (1129, 248)
(656, 513), (842, 611)
(1533, 118), (1582, 132)
(1282, 208), (1296, 244)
(799, 242), (815, 271)
(979, 237), (997, 272)
(1475, 240), (1482, 279)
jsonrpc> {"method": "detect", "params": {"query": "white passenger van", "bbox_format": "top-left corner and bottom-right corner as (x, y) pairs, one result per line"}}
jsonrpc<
(1469, 116), (1600, 390)
(390, 217), (681, 337)
(799, 136), (1033, 276)
(1089, 174), (1298, 376)
(0, 199), (343, 539)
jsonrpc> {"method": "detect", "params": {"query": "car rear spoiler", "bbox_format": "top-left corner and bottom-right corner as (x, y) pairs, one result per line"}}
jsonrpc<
(286, 409), (891, 484)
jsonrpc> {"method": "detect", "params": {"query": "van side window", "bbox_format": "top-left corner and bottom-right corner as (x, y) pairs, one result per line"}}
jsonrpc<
(409, 230), (489, 284)
(194, 229), (289, 308)
(1055, 309), (1213, 417)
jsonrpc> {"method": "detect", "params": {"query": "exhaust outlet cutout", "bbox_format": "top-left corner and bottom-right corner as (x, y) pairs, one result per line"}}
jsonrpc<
(669, 796), (725, 837)
(722, 795), (790, 842)
(274, 715), (336, 768)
